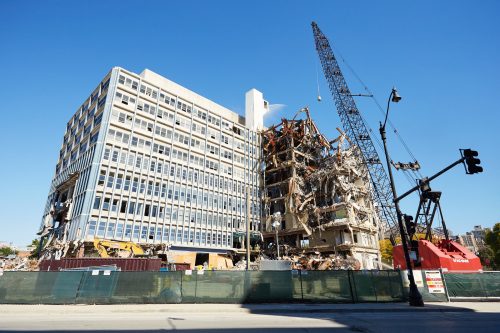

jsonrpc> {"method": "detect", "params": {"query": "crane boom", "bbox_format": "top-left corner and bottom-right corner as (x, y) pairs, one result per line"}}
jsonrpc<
(312, 21), (397, 235)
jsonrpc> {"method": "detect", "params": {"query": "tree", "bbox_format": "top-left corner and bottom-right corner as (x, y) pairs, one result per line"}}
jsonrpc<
(28, 238), (44, 259)
(0, 246), (17, 257)
(477, 246), (495, 270)
(379, 239), (394, 263)
(485, 223), (500, 269)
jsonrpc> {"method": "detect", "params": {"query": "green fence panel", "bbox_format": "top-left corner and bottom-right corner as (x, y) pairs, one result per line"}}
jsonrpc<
(300, 270), (352, 303)
(444, 273), (487, 298)
(444, 272), (500, 298)
(37, 271), (84, 304)
(371, 270), (405, 302)
(188, 271), (246, 303)
(351, 271), (377, 302)
(0, 272), (41, 303)
(75, 270), (120, 304)
(243, 271), (297, 303)
(480, 272), (500, 297)
(106, 271), (182, 304)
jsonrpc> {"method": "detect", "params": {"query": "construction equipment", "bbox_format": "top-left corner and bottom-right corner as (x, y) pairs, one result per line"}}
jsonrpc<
(312, 22), (482, 271)
(93, 239), (145, 258)
(312, 22), (398, 238)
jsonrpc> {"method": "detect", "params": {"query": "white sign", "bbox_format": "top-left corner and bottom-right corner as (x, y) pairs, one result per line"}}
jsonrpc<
(402, 270), (424, 288)
(425, 271), (445, 293)
(198, 270), (204, 275)
(103, 270), (111, 276)
(185, 270), (192, 275)
(91, 270), (99, 276)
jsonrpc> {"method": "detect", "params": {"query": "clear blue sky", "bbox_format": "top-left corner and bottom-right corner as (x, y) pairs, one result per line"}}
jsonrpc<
(0, 0), (498, 247)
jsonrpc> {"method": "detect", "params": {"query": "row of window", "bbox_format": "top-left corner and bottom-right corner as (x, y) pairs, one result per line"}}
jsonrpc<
(66, 76), (109, 136)
(101, 149), (258, 198)
(92, 191), (258, 228)
(106, 127), (243, 178)
(116, 75), (249, 139)
(97, 169), (260, 214)
(59, 103), (104, 170)
(88, 220), (234, 247)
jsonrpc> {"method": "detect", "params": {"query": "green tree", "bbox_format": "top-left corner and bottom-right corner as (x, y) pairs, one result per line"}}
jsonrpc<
(477, 246), (495, 269)
(485, 223), (500, 269)
(0, 246), (17, 257)
(28, 238), (43, 259)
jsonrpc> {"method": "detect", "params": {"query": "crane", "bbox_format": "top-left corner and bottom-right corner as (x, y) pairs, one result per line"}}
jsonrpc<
(311, 21), (398, 239)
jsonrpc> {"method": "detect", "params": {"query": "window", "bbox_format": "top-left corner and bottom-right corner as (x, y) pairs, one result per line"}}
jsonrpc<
(87, 221), (97, 236)
(98, 170), (106, 186)
(125, 224), (132, 238)
(103, 148), (110, 160)
(116, 223), (124, 239)
(97, 222), (106, 237)
(107, 172), (115, 188)
(128, 201), (136, 215)
(115, 174), (123, 190)
(106, 222), (115, 238)
(102, 198), (110, 211)
(124, 176), (131, 191)
(111, 199), (119, 212)
(93, 196), (101, 210)
(120, 200), (127, 213)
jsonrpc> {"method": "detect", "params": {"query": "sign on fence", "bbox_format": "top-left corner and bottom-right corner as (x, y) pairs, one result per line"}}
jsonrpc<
(402, 270), (424, 287)
(425, 271), (445, 293)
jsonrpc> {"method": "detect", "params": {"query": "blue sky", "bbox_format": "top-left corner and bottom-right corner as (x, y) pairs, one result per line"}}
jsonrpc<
(0, 0), (498, 247)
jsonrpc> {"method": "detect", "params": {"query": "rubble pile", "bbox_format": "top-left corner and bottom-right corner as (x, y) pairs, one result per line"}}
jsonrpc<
(261, 108), (381, 269)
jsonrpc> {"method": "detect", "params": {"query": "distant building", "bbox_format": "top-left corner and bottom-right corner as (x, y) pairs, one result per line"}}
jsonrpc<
(458, 232), (478, 254)
(471, 225), (490, 244)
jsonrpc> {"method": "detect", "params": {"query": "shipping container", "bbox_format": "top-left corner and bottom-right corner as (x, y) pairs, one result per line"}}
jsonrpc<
(39, 258), (162, 271)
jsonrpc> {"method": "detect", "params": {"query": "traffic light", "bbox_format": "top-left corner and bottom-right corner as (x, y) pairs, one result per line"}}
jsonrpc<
(404, 214), (416, 237)
(461, 149), (483, 174)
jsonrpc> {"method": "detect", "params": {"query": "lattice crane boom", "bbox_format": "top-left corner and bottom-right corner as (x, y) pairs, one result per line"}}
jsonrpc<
(312, 21), (398, 235)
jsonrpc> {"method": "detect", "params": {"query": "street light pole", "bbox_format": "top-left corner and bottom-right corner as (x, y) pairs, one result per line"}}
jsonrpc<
(380, 87), (424, 307)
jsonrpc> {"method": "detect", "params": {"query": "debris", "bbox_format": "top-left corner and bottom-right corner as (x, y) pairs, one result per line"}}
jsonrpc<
(261, 107), (380, 269)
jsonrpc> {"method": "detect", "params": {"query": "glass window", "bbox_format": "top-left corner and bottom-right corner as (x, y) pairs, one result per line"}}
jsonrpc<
(87, 221), (97, 236)
(97, 221), (106, 237)
(93, 196), (101, 210)
(106, 222), (115, 238)
(102, 198), (110, 211)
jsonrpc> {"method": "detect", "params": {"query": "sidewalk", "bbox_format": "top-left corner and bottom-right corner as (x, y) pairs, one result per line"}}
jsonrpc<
(0, 302), (498, 314)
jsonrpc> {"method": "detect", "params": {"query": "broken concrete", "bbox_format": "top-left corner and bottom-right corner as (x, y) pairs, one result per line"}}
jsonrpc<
(261, 108), (380, 269)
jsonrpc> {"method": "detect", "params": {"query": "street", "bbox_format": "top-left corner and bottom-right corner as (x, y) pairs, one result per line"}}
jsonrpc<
(0, 303), (498, 332)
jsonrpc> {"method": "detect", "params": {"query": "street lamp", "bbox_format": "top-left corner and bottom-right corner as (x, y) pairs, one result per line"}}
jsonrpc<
(379, 87), (424, 307)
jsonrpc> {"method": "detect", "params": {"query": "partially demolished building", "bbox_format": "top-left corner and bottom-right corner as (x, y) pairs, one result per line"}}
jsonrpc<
(36, 66), (382, 270)
(261, 108), (380, 269)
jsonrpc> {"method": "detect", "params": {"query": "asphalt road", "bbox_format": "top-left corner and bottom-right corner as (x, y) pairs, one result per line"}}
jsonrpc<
(0, 303), (498, 332)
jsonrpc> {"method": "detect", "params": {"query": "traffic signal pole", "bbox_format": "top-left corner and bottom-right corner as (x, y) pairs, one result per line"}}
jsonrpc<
(380, 122), (424, 306)
(396, 148), (482, 203)
(396, 157), (465, 203)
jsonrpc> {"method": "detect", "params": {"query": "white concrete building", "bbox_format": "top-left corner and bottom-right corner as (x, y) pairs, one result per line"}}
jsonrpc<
(40, 67), (264, 257)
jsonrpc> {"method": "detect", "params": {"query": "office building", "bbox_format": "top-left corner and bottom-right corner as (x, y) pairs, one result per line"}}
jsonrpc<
(39, 67), (266, 258)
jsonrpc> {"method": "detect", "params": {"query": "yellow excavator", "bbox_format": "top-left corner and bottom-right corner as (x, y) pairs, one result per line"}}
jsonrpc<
(93, 239), (145, 258)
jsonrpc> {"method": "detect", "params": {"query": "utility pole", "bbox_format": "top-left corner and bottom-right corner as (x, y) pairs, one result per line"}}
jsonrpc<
(380, 88), (424, 307)
(246, 186), (251, 270)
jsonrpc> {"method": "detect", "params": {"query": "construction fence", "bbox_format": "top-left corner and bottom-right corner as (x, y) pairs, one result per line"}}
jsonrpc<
(0, 270), (403, 304)
(0, 270), (498, 304)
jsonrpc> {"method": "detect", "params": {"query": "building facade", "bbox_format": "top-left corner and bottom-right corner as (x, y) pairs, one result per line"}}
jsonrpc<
(40, 67), (264, 257)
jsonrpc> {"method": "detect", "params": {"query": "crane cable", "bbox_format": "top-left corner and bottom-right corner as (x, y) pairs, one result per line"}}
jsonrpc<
(330, 44), (424, 182)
